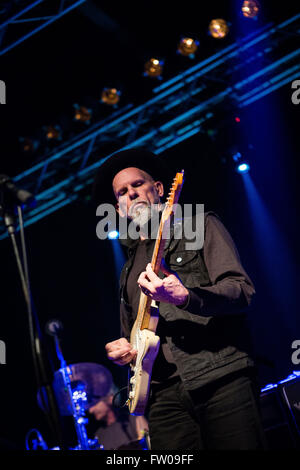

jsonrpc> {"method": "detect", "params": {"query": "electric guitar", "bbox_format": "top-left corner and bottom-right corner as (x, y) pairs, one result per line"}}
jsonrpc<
(127, 170), (184, 415)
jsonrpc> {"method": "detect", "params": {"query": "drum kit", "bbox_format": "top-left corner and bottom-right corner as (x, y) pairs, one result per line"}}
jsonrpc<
(32, 362), (110, 450)
(30, 361), (149, 451)
(26, 320), (149, 450)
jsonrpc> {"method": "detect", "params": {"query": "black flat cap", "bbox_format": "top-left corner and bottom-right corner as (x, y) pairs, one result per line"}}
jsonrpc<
(92, 147), (172, 206)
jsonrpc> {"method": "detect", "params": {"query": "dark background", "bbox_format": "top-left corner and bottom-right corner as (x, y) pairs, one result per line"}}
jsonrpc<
(0, 0), (299, 449)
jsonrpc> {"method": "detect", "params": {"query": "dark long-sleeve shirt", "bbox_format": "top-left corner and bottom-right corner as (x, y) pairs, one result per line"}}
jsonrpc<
(123, 213), (255, 384)
(180, 214), (255, 316)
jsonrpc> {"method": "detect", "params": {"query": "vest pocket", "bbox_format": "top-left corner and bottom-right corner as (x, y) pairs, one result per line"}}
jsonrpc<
(168, 250), (198, 268)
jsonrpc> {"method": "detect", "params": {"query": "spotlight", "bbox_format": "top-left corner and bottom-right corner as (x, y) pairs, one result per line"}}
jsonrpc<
(19, 137), (39, 153)
(144, 58), (164, 78)
(237, 163), (250, 173)
(45, 125), (62, 141)
(208, 19), (229, 39)
(73, 104), (92, 124)
(242, 0), (260, 19)
(177, 37), (199, 58)
(101, 88), (121, 105)
(108, 230), (119, 240)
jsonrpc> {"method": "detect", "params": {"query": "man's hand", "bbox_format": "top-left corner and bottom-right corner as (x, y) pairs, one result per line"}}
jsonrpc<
(137, 262), (189, 306)
(105, 338), (137, 366)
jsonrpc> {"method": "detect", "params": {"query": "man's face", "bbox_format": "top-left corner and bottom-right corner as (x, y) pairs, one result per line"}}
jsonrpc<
(89, 396), (112, 421)
(112, 167), (164, 223)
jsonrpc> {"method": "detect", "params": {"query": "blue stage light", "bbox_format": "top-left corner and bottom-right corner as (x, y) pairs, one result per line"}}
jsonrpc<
(108, 230), (119, 240)
(237, 163), (250, 173)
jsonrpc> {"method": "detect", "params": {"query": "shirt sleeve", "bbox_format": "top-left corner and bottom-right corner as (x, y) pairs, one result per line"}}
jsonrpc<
(180, 214), (255, 316)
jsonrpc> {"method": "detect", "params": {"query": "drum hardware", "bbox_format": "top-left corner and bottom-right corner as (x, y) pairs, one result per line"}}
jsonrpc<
(47, 320), (113, 450)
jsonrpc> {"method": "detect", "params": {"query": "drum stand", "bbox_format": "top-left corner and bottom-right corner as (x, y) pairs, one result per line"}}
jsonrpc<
(51, 326), (101, 450)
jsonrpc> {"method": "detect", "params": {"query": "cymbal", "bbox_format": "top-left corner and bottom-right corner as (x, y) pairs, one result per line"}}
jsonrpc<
(52, 362), (113, 416)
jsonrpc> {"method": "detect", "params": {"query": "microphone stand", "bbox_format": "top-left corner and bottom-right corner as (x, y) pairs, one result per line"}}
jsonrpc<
(50, 325), (92, 450)
(0, 196), (65, 449)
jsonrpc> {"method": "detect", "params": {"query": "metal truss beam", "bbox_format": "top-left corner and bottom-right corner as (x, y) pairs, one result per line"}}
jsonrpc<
(0, 13), (299, 239)
(0, 0), (86, 56)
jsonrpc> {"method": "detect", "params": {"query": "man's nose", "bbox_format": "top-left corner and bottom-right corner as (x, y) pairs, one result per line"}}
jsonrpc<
(128, 186), (139, 200)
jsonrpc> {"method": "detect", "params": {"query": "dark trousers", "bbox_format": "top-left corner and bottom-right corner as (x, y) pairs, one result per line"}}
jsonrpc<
(148, 370), (267, 450)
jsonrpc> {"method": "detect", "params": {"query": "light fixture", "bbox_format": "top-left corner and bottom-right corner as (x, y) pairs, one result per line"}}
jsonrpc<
(177, 38), (199, 58)
(19, 137), (39, 153)
(232, 151), (250, 173)
(73, 104), (92, 124)
(144, 58), (164, 78)
(208, 19), (229, 39)
(45, 125), (61, 141)
(108, 230), (119, 240)
(101, 88), (121, 105)
(242, 0), (260, 19)
(237, 163), (250, 173)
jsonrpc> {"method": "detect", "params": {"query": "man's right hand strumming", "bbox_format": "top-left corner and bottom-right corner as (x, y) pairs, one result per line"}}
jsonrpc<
(105, 338), (137, 366)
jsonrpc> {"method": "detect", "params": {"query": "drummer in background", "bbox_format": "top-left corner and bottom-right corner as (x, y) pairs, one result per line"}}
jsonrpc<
(88, 383), (150, 450)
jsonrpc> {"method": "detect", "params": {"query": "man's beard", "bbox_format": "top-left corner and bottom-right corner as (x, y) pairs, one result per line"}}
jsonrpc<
(128, 201), (162, 237)
(130, 203), (152, 227)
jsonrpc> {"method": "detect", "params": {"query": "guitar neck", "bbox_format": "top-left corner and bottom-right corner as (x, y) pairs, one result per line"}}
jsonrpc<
(136, 213), (169, 331)
(133, 170), (184, 332)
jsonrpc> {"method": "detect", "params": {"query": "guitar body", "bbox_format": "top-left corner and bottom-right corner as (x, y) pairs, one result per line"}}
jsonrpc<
(128, 326), (160, 415)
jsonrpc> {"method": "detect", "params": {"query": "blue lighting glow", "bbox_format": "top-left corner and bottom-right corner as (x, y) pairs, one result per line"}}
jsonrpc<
(237, 163), (250, 173)
(108, 230), (119, 240)
(261, 372), (300, 393)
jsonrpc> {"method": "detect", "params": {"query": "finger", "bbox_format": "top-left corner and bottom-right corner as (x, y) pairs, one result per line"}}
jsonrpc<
(139, 285), (153, 297)
(115, 349), (137, 365)
(137, 271), (155, 292)
(107, 345), (132, 359)
(137, 271), (147, 284)
(146, 264), (163, 288)
(105, 338), (130, 352)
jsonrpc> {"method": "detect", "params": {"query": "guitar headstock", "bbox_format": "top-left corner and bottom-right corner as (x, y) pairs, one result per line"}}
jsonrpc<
(162, 170), (184, 221)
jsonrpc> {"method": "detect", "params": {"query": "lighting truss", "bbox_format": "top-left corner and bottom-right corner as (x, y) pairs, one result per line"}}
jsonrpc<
(0, 0), (86, 56)
(0, 12), (299, 240)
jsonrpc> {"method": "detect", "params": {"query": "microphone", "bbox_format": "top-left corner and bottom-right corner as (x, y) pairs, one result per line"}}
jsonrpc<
(45, 319), (64, 337)
(0, 174), (36, 207)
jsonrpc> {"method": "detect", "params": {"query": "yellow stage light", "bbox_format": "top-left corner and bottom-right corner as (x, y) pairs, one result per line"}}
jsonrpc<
(101, 88), (121, 105)
(45, 125), (61, 140)
(209, 19), (229, 39)
(177, 38), (199, 57)
(73, 104), (92, 123)
(144, 58), (163, 78)
(242, 0), (260, 18)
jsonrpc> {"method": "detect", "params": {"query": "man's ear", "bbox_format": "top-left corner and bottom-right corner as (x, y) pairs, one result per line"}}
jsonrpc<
(154, 181), (164, 198)
(115, 200), (127, 218)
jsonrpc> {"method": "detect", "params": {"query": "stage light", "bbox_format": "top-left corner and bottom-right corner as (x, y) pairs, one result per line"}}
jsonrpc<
(232, 151), (242, 162)
(237, 163), (250, 173)
(19, 137), (39, 153)
(177, 38), (199, 58)
(208, 19), (229, 39)
(101, 88), (121, 105)
(108, 230), (119, 240)
(73, 104), (92, 124)
(144, 58), (164, 78)
(45, 125), (62, 141)
(242, 0), (260, 19)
